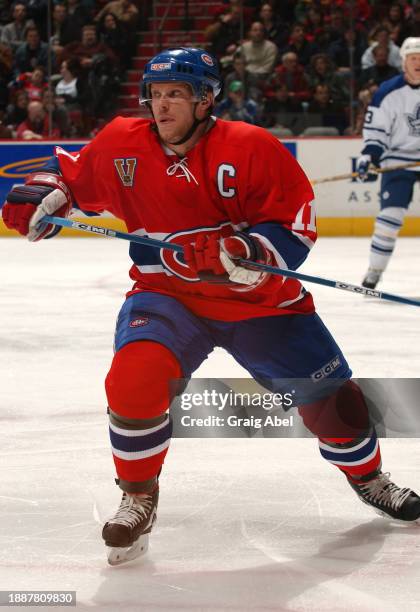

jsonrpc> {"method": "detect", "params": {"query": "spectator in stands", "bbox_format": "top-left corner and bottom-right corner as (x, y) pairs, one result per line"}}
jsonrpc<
(205, 4), (242, 58)
(55, 58), (88, 135)
(323, 7), (347, 46)
(359, 44), (400, 88)
(50, 3), (84, 64)
(41, 88), (70, 137)
(16, 99), (61, 139)
(303, 6), (329, 50)
(94, 0), (139, 31)
(0, 41), (12, 111)
(62, 24), (116, 71)
(266, 51), (310, 103)
(361, 25), (401, 70)
(14, 64), (47, 101)
(400, 3), (420, 40)
(262, 83), (303, 129)
(223, 54), (261, 102)
(327, 26), (366, 74)
(97, 12), (130, 70)
(14, 26), (51, 75)
(306, 83), (347, 133)
(237, 21), (278, 79)
(55, 57), (87, 110)
(305, 53), (349, 104)
(281, 23), (319, 66)
(66, 0), (91, 35)
(5, 89), (28, 131)
(350, 79), (378, 135)
(214, 79), (259, 124)
(0, 110), (13, 138)
(382, 3), (406, 46)
(1, 2), (35, 52)
(258, 2), (289, 50)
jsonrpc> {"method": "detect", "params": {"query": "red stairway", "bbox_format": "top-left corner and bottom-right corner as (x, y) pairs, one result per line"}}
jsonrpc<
(117, 0), (219, 118)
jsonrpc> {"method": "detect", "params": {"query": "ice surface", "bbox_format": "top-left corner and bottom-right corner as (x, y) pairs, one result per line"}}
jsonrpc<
(1, 236), (420, 611)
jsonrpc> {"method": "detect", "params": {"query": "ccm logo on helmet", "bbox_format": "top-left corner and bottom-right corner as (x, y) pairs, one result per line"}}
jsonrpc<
(151, 62), (171, 71)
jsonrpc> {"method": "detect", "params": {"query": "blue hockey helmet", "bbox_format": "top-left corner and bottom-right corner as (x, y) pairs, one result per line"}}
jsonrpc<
(141, 47), (222, 102)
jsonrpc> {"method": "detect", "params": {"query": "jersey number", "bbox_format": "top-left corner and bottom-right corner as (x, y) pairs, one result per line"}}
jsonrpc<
(291, 201), (316, 233)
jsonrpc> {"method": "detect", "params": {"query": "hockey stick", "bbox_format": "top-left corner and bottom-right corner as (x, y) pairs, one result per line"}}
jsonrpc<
(42, 215), (420, 309)
(311, 160), (420, 185)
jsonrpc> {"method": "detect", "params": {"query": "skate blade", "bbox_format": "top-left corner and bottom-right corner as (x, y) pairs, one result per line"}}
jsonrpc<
(107, 534), (149, 566)
(372, 508), (420, 525)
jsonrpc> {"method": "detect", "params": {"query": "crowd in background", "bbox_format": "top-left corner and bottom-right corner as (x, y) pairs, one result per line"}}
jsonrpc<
(0, 0), (419, 139)
(0, 0), (145, 138)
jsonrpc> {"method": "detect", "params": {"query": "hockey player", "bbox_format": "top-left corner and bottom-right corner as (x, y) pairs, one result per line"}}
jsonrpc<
(357, 37), (420, 289)
(3, 48), (420, 565)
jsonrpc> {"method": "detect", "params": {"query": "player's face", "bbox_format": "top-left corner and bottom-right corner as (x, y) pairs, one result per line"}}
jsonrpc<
(405, 53), (420, 84)
(150, 82), (197, 144)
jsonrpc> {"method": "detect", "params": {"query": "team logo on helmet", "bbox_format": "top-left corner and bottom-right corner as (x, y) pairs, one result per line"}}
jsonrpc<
(201, 53), (214, 66)
(151, 62), (171, 71)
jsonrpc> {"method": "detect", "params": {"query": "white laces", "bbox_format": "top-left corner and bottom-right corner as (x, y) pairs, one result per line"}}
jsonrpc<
(166, 157), (199, 185)
(109, 493), (153, 528)
(359, 472), (412, 510)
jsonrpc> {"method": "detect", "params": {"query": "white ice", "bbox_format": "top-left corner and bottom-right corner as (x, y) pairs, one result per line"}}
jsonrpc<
(1, 236), (420, 612)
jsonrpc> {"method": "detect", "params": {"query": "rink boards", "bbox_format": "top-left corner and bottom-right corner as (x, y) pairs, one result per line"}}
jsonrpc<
(1, 137), (420, 236)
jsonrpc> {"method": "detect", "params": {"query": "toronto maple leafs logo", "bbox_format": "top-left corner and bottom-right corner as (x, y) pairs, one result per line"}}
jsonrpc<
(405, 103), (420, 135)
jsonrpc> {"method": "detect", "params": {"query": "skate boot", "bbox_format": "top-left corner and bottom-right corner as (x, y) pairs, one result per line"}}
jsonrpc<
(362, 268), (382, 289)
(102, 486), (159, 565)
(346, 470), (420, 523)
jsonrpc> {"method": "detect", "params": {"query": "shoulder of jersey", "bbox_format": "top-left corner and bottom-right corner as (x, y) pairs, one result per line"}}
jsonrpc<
(371, 74), (406, 107)
(91, 116), (153, 147)
(214, 118), (281, 149)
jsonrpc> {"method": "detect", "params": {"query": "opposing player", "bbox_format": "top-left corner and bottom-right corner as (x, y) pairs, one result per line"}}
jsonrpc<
(357, 37), (420, 289)
(3, 48), (420, 565)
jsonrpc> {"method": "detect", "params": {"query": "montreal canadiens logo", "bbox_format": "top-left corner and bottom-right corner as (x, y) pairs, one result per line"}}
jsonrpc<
(201, 53), (214, 66)
(129, 317), (149, 327)
(160, 225), (234, 282)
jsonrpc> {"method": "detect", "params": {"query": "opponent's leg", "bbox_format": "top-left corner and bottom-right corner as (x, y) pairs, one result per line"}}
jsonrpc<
(362, 206), (405, 289)
(362, 170), (415, 289)
(103, 340), (181, 565)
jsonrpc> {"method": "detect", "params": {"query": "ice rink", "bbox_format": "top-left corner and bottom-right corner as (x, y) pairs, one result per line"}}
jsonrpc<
(1, 235), (420, 611)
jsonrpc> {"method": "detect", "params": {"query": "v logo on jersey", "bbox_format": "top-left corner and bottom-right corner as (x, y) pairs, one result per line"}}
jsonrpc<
(114, 158), (137, 187)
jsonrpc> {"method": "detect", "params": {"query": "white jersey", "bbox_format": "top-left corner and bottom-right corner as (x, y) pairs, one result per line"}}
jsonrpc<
(362, 74), (420, 170)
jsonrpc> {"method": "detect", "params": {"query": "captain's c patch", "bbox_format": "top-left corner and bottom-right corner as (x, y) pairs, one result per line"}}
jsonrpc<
(114, 158), (137, 187)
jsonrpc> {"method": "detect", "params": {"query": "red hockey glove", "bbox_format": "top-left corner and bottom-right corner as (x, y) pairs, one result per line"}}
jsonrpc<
(2, 172), (72, 241)
(183, 232), (274, 289)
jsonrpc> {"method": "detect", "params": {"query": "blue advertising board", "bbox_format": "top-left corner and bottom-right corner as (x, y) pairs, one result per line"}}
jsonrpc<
(0, 141), (87, 209)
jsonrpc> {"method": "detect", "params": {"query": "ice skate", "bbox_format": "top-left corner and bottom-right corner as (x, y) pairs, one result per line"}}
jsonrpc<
(102, 487), (158, 565)
(347, 470), (420, 523)
(362, 268), (382, 290)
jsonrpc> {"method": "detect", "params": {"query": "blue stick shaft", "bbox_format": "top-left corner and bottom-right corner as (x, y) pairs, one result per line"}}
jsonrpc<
(43, 215), (420, 309)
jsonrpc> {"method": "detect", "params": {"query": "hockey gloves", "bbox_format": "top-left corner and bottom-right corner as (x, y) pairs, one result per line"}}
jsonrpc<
(183, 232), (273, 290)
(356, 153), (379, 182)
(2, 172), (72, 241)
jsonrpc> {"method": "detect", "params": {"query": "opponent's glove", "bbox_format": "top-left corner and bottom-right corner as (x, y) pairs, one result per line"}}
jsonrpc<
(2, 172), (72, 241)
(356, 153), (379, 182)
(183, 232), (274, 290)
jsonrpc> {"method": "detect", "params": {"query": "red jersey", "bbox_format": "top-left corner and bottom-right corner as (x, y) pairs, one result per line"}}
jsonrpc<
(55, 117), (316, 321)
